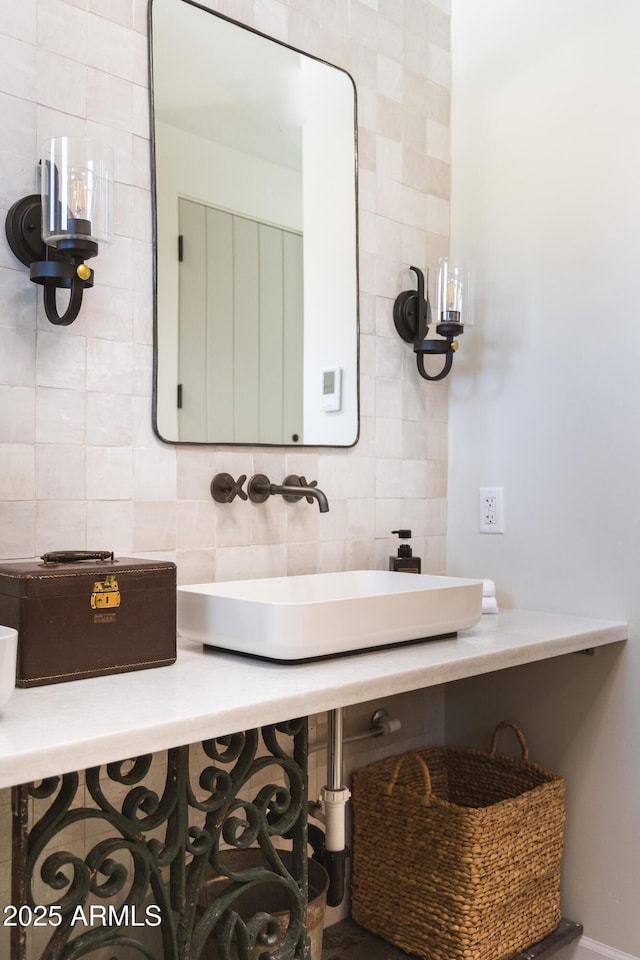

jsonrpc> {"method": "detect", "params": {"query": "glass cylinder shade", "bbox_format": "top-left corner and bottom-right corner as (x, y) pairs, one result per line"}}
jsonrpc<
(40, 137), (114, 248)
(437, 257), (465, 325)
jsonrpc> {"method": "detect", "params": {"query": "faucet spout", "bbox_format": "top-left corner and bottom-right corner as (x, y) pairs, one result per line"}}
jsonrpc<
(247, 474), (330, 512)
(271, 480), (329, 513)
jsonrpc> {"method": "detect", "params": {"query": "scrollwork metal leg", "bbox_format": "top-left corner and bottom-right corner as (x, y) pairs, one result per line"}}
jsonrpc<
(11, 784), (29, 960)
(10, 720), (309, 960)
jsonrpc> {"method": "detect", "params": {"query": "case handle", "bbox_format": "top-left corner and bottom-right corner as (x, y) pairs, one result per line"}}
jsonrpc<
(41, 550), (115, 565)
(385, 752), (432, 806)
(489, 720), (529, 760)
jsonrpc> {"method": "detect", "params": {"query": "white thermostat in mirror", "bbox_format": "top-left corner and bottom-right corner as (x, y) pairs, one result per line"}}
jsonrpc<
(322, 367), (342, 412)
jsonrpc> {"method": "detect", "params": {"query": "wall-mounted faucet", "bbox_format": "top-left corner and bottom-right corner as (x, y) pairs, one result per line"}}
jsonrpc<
(247, 474), (329, 513)
(210, 473), (329, 512)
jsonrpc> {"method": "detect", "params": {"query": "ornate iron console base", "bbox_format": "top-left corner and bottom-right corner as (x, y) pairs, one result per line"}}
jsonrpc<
(10, 720), (309, 960)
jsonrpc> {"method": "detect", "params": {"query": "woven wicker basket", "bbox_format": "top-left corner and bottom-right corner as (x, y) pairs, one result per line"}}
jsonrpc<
(351, 721), (565, 960)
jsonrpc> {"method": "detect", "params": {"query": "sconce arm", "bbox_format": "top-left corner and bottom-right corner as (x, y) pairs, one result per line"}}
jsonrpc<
(416, 347), (455, 382)
(35, 254), (95, 325)
(41, 278), (85, 326)
(410, 265), (430, 341)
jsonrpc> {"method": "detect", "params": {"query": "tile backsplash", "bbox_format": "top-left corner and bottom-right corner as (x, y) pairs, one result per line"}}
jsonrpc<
(0, 0), (451, 582)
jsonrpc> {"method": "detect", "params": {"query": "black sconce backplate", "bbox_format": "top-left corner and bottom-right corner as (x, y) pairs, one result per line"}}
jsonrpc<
(5, 195), (46, 266)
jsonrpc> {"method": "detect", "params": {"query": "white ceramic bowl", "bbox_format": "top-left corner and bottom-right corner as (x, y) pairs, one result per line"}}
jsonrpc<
(0, 626), (17, 711)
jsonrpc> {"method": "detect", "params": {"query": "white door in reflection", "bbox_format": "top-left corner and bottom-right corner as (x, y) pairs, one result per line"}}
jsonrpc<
(178, 199), (303, 443)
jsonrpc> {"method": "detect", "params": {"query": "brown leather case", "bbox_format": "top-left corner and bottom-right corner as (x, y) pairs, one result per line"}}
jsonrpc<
(0, 553), (177, 687)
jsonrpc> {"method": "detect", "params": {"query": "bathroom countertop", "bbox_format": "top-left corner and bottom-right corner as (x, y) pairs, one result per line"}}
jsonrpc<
(0, 607), (626, 789)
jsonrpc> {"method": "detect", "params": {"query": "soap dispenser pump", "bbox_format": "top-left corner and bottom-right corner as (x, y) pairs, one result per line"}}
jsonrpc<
(389, 529), (421, 574)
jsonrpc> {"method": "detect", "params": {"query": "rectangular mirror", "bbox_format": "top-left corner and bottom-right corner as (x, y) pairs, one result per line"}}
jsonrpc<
(150, 0), (359, 446)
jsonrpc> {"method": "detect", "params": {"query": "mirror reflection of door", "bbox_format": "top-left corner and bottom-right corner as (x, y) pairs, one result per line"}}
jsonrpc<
(177, 199), (303, 443)
(151, 0), (359, 446)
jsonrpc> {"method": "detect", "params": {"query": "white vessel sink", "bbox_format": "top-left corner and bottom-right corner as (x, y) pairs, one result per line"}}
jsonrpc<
(0, 625), (17, 710)
(177, 570), (482, 660)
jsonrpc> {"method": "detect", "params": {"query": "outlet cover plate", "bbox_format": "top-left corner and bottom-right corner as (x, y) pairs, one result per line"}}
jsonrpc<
(479, 487), (504, 534)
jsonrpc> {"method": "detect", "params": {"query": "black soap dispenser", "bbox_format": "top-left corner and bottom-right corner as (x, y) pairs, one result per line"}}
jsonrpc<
(389, 529), (421, 574)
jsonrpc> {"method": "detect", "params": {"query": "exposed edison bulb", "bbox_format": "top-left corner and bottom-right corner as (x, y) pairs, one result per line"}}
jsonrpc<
(446, 276), (461, 314)
(68, 169), (90, 221)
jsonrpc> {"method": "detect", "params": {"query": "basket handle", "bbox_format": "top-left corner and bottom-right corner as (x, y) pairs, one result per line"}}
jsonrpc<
(385, 752), (432, 807)
(489, 720), (529, 760)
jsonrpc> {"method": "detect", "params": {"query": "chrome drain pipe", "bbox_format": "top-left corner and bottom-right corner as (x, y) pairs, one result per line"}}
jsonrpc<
(320, 707), (351, 906)
(328, 707), (344, 791)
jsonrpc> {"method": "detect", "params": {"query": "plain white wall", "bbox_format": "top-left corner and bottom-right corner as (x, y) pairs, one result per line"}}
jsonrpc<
(447, 0), (640, 953)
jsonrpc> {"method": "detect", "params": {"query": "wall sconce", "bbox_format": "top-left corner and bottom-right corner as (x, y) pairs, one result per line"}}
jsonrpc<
(5, 137), (113, 326)
(393, 258), (466, 381)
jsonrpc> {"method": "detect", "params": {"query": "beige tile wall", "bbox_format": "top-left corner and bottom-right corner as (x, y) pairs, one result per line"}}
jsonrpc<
(0, 0), (451, 954)
(0, 0), (450, 577)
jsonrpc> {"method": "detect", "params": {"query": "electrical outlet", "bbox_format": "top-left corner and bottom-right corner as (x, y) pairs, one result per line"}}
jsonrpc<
(479, 487), (504, 534)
